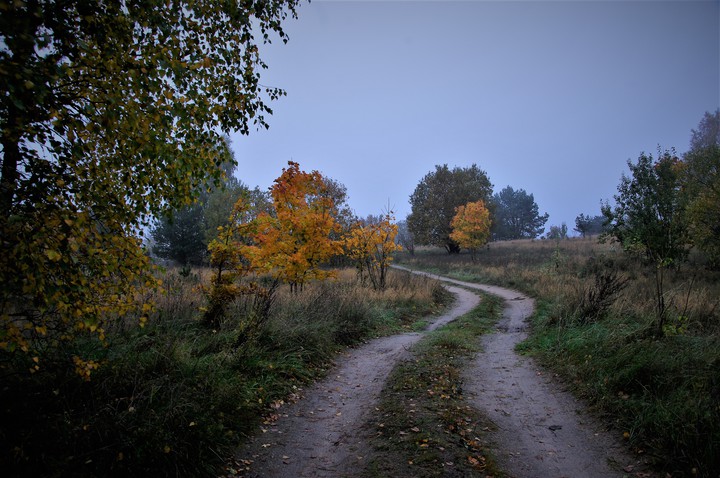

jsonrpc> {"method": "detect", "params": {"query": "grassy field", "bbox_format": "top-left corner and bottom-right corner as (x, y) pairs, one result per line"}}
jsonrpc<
(0, 267), (450, 477)
(397, 237), (720, 478)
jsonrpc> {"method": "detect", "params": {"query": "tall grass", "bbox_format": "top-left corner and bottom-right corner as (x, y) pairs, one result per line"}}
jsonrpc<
(399, 238), (720, 477)
(0, 267), (449, 477)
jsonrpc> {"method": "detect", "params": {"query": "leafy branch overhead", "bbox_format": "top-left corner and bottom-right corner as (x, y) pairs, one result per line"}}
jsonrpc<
(0, 0), (301, 370)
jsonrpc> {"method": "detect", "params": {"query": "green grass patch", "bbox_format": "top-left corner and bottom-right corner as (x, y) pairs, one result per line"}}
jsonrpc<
(402, 242), (720, 478)
(363, 292), (505, 478)
(521, 302), (720, 477)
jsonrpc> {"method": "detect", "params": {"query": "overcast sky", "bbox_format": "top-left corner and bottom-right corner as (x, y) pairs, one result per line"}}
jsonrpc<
(230, 0), (719, 233)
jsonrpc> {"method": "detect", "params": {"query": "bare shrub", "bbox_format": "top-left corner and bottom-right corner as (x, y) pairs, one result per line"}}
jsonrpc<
(576, 256), (629, 324)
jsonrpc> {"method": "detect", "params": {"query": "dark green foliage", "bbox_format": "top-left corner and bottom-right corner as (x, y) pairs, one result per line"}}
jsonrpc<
(683, 145), (720, 261)
(407, 164), (493, 253)
(574, 213), (606, 237)
(0, 268), (447, 477)
(152, 202), (207, 265)
(602, 149), (689, 336)
(491, 186), (549, 240)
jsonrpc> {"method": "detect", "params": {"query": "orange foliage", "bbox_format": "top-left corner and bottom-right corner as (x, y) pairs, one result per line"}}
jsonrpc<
(343, 212), (402, 290)
(449, 200), (491, 260)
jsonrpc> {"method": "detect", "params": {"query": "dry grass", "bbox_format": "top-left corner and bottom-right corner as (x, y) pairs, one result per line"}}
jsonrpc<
(0, 265), (449, 477)
(399, 237), (720, 477)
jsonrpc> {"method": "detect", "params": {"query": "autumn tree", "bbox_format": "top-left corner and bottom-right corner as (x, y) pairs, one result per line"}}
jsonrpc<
(602, 149), (688, 337)
(344, 212), (402, 290)
(202, 195), (274, 329)
(245, 162), (342, 293)
(0, 0), (300, 370)
(408, 164), (493, 253)
(491, 186), (549, 240)
(449, 200), (491, 260)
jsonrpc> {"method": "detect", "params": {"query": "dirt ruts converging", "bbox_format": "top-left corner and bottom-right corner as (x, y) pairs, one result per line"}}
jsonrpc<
(234, 283), (480, 478)
(234, 269), (641, 477)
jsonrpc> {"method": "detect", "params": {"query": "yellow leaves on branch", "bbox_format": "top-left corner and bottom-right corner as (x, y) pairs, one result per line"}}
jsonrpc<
(343, 212), (402, 290)
(250, 162), (342, 290)
(0, 207), (160, 376)
(449, 200), (491, 258)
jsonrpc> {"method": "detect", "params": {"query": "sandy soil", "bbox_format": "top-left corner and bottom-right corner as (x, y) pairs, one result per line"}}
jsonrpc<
(233, 283), (480, 478)
(234, 268), (648, 478)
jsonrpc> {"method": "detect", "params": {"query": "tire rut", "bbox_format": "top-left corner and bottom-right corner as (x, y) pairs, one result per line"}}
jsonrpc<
(233, 284), (480, 478)
(398, 267), (646, 478)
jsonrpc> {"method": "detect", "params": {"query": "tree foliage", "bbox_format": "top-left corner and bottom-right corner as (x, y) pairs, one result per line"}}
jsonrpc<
(151, 202), (207, 266)
(602, 149), (688, 336)
(408, 164), (493, 253)
(344, 213), (402, 290)
(546, 223), (569, 240)
(240, 162), (342, 293)
(449, 200), (491, 260)
(683, 110), (720, 266)
(689, 109), (720, 152)
(491, 186), (548, 240)
(395, 219), (415, 256)
(574, 213), (606, 237)
(0, 0), (300, 369)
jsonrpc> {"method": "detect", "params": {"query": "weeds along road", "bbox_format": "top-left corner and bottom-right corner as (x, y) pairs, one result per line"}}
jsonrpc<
(235, 267), (641, 478)
(397, 266), (644, 478)
(233, 282), (480, 478)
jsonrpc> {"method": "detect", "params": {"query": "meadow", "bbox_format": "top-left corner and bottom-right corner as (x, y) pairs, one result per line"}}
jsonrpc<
(397, 237), (720, 477)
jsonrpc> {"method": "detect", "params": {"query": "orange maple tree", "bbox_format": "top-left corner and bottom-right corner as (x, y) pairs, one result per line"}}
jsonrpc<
(449, 200), (491, 260)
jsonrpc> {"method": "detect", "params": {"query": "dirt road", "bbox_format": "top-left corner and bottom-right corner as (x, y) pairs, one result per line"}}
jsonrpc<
(400, 269), (642, 478)
(235, 269), (641, 477)
(234, 283), (480, 478)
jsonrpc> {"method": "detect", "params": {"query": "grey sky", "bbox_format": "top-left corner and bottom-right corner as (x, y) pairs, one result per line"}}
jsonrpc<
(230, 0), (719, 232)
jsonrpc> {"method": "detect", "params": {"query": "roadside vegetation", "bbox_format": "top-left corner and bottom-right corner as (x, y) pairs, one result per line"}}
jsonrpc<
(397, 238), (720, 477)
(0, 267), (448, 477)
(365, 293), (505, 478)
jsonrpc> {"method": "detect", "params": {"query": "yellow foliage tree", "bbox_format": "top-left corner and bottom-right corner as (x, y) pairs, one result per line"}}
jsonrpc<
(449, 200), (491, 260)
(344, 212), (402, 290)
(0, 0), (299, 374)
(246, 162), (342, 293)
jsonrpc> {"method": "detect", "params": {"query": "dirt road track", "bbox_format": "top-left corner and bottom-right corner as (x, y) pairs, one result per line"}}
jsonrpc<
(235, 268), (644, 477)
(399, 268), (644, 478)
(235, 283), (480, 478)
